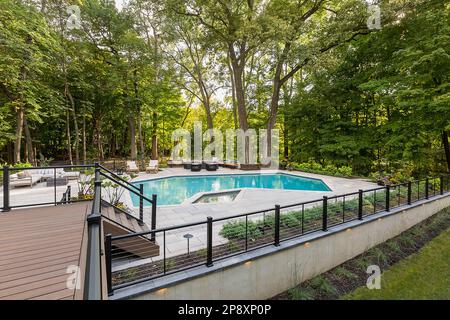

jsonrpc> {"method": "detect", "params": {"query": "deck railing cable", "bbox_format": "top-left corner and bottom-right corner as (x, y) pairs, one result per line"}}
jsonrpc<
(106, 174), (450, 294)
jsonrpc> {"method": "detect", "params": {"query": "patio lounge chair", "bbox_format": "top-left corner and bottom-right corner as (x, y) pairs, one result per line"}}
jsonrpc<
(190, 161), (202, 172)
(204, 157), (219, 171)
(146, 160), (159, 173)
(182, 159), (192, 169)
(167, 159), (183, 168)
(35, 168), (80, 180)
(10, 171), (42, 188)
(126, 160), (140, 173)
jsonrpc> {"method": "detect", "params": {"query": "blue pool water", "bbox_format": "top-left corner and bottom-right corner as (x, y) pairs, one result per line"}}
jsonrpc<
(130, 173), (330, 206)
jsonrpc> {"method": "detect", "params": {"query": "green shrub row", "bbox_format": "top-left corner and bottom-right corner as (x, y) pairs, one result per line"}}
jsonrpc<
(288, 161), (353, 177)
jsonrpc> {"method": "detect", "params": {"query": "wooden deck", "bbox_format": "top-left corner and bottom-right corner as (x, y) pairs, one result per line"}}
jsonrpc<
(0, 202), (90, 300)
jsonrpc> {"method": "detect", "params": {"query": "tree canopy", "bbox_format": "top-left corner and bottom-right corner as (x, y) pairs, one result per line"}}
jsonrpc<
(0, 0), (448, 178)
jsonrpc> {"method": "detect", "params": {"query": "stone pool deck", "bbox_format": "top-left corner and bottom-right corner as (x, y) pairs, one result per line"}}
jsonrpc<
(128, 168), (377, 229)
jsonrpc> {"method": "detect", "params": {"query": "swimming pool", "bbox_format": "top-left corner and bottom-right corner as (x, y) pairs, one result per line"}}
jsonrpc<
(130, 173), (331, 206)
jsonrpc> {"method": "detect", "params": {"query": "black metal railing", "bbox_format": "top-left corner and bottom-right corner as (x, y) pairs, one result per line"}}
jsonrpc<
(0, 164), (95, 211)
(0, 164), (157, 228)
(84, 166), (103, 299)
(0, 162), (159, 299)
(106, 175), (450, 294)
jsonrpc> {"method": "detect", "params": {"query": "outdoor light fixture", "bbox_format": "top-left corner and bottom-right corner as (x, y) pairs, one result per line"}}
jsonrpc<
(183, 233), (194, 255)
(304, 242), (310, 247)
(346, 228), (352, 232)
(156, 288), (168, 295)
(244, 261), (252, 267)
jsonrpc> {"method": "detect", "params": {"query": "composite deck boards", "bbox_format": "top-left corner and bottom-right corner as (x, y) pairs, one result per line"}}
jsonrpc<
(0, 202), (89, 300)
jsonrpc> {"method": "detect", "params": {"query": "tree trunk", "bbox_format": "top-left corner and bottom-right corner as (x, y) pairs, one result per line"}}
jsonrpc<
(138, 113), (145, 163)
(66, 89), (79, 164)
(228, 44), (250, 163)
(66, 109), (73, 164)
(129, 114), (137, 160)
(227, 56), (238, 129)
(14, 107), (24, 163)
(23, 116), (35, 165)
(151, 112), (158, 160)
(134, 69), (145, 164)
(442, 131), (450, 173)
(82, 110), (86, 164)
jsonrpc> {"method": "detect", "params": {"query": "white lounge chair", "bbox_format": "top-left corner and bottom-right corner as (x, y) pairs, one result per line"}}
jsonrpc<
(146, 160), (159, 173)
(126, 161), (140, 173)
(35, 168), (80, 180)
(10, 171), (42, 188)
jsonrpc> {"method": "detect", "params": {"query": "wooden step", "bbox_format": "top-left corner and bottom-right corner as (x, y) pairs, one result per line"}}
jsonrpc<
(101, 204), (159, 259)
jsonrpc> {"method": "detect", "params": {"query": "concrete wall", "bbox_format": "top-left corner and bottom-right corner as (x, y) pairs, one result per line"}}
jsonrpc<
(123, 194), (450, 300)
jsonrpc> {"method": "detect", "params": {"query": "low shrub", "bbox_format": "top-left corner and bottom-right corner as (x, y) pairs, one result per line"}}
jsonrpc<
(288, 161), (353, 178)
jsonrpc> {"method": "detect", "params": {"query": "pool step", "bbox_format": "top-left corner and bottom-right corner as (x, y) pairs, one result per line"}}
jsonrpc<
(101, 204), (160, 259)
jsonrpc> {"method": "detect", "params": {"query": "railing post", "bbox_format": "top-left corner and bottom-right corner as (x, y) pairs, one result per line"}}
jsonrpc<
(440, 176), (444, 195)
(105, 234), (113, 296)
(151, 194), (157, 242)
(94, 164), (101, 214)
(425, 178), (429, 199)
(407, 181), (412, 205)
(2, 166), (10, 212)
(322, 196), (328, 231)
(84, 162), (103, 300)
(385, 185), (390, 212)
(206, 216), (213, 267)
(358, 189), (363, 220)
(54, 167), (57, 206)
(138, 184), (144, 226)
(274, 205), (280, 246)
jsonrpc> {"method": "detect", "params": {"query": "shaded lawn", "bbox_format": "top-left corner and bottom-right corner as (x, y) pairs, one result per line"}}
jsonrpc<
(343, 228), (450, 300)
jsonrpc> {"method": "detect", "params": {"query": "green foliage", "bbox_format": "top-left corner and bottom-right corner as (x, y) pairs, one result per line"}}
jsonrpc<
(309, 276), (338, 296)
(288, 287), (314, 300)
(219, 220), (262, 240)
(289, 161), (353, 177)
(286, 0), (450, 177)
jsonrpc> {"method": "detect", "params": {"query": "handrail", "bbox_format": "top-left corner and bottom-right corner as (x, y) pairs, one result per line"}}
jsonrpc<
(84, 166), (103, 300)
(111, 174), (450, 242)
(106, 174), (450, 294)
(98, 164), (140, 192)
(2, 164), (96, 171)
(98, 171), (153, 205)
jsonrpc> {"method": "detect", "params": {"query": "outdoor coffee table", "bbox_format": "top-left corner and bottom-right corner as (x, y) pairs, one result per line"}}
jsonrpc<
(46, 176), (68, 187)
